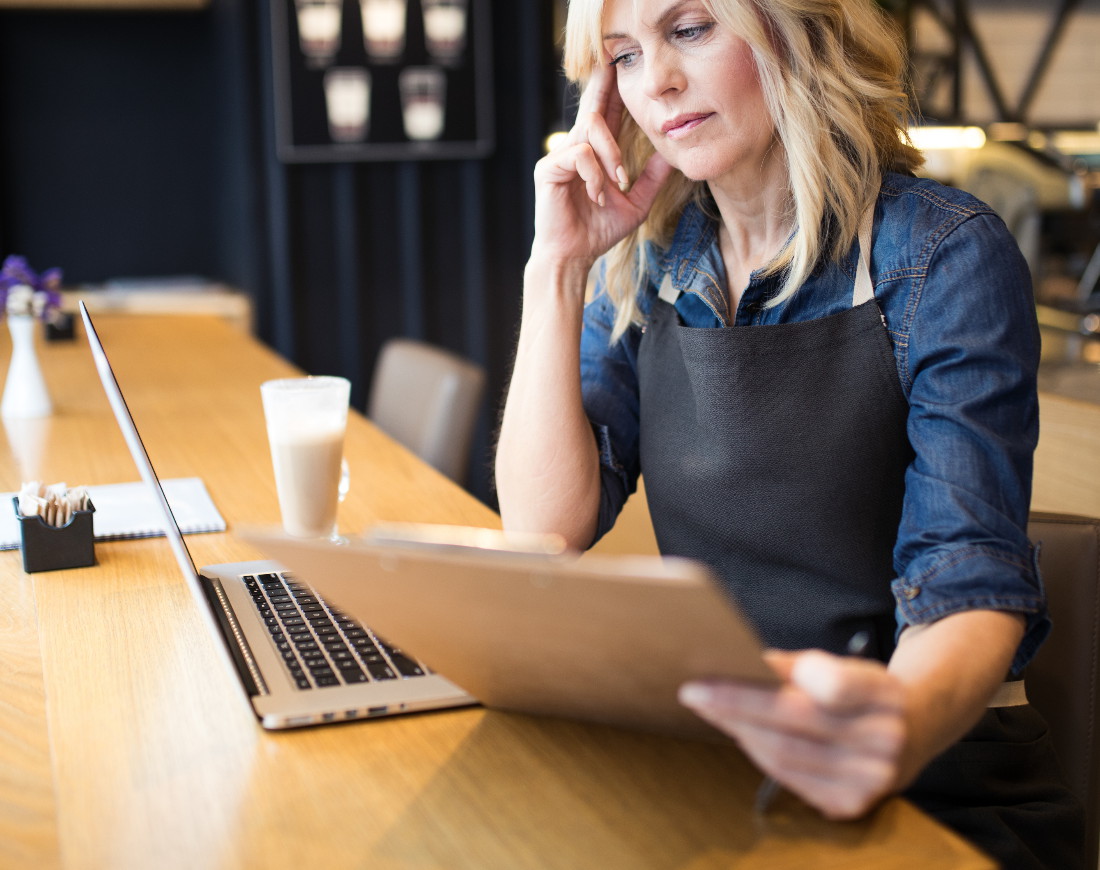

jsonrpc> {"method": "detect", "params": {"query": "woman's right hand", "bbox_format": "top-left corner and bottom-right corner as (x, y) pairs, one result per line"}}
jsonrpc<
(531, 61), (673, 268)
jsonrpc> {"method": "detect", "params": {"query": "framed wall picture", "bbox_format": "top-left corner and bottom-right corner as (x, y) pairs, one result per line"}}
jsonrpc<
(271, 0), (494, 162)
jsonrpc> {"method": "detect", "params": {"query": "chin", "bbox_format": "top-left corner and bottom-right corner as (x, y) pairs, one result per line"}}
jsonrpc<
(654, 148), (729, 184)
(670, 161), (726, 184)
(676, 167), (714, 183)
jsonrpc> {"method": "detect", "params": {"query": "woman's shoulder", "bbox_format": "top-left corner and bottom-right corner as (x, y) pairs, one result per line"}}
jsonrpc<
(872, 173), (1033, 353)
(875, 172), (1016, 268)
(875, 170), (1007, 230)
(879, 172), (998, 225)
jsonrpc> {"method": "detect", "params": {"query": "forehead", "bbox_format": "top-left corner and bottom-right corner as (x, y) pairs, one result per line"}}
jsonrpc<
(602, 0), (708, 29)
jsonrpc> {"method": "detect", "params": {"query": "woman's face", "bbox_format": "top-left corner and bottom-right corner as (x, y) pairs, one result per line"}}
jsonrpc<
(601, 0), (776, 188)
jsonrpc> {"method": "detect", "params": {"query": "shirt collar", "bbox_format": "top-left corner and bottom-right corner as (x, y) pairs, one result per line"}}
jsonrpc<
(650, 200), (864, 324)
(655, 200), (730, 322)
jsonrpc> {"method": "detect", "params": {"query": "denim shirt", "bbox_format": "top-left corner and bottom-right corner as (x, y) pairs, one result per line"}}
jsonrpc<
(580, 172), (1046, 672)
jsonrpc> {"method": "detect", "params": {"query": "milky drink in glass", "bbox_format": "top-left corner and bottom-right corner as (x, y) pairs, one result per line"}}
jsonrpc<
(261, 377), (350, 539)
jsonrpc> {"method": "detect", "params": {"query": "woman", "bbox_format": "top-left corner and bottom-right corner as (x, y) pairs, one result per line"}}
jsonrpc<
(495, 0), (1083, 865)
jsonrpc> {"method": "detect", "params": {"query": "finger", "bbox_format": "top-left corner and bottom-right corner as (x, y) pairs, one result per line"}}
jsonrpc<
(763, 648), (800, 680)
(600, 67), (628, 142)
(735, 717), (897, 775)
(577, 60), (617, 123)
(680, 680), (822, 743)
(583, 112), (628, 190)
(536, 142), (609, 206)
(727, 723), (899, 819)
(729, 707), (906, 768)
(622, 151), (673, 208)
(774, 760), (896, 820)
(790, 651), (904, 714)
(564, 121), (625, 193)
(680, 679), (905, 754)
(569, 66), (628, 181)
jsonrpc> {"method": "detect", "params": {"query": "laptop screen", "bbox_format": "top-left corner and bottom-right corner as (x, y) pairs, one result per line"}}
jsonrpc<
(79, 301), (201, 582)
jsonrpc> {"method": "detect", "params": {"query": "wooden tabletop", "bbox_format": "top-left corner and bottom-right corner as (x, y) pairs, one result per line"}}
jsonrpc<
(0, 314), (994, 870)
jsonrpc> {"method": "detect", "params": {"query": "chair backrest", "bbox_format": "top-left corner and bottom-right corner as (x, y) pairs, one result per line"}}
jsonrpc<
(1027, 512), (1100, 868)
(367, 338), (486, 485)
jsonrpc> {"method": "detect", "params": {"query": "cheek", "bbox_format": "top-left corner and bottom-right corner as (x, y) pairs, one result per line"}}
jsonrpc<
(615, 79), (642, 122)
(616, 81), (659, 145)
(733, 70), (768, 120)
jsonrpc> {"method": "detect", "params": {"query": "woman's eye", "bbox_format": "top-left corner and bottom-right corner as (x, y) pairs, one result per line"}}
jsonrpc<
(609, 51), (639, 69)
(672, 22), (714, 42)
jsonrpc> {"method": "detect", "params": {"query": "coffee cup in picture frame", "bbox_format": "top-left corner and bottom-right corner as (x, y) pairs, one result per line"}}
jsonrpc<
(360, 0), (408, 63)
(421, 0), (468, 65)
(324, 68), (372, 143)
(294, 0), (343, 67)
(399, 66), (447, 141)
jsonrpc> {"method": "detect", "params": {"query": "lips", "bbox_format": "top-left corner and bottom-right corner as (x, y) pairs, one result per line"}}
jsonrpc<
(661, 113), (713, 138)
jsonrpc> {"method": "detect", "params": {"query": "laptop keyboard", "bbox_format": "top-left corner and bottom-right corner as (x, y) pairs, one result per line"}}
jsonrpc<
(244, 571), (427, 691)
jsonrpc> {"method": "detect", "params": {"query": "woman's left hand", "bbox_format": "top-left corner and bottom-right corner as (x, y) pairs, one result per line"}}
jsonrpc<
(680, 650), (909, 819)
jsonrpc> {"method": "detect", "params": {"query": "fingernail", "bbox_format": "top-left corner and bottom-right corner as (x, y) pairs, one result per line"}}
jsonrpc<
(616, 165), (629, 186)
(679, 684), (711, 706)
(597, 191), (606, 207)
(791, 653), (841, 701)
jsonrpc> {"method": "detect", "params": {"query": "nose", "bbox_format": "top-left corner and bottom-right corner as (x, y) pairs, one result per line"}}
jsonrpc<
(642, 45), (685, 99)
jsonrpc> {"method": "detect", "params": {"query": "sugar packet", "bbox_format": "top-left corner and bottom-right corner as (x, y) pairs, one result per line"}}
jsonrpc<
(17, 481), (90, 528)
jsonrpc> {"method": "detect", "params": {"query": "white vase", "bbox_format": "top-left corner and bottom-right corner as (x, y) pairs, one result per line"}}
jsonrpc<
(1, 314), (53, 419)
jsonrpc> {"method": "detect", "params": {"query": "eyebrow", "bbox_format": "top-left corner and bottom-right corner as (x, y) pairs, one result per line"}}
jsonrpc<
(602, 0), (699, 41)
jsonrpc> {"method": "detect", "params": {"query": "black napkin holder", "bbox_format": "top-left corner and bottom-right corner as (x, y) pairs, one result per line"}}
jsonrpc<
(14, 496), (96, 573)
(45, 311), (76, 342)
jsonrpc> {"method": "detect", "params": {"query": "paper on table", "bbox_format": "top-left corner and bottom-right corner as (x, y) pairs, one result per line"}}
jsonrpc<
(0, 477), (225, 550)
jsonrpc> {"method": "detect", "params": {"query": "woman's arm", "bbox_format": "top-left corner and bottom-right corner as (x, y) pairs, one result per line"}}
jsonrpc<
(888, 609), (1025, 784)
(496, 63), (671, 547)
(496, 256), (605, 547)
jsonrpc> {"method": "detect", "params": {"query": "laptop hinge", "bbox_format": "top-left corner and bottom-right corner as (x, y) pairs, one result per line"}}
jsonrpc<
(199, 574), (269, 697)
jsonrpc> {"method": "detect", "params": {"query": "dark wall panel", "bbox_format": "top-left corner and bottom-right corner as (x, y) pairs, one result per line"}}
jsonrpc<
(0, 0), (556, 506)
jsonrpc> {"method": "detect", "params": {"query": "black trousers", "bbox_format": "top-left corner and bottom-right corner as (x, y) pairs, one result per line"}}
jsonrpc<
(906, 706), (1086, 869)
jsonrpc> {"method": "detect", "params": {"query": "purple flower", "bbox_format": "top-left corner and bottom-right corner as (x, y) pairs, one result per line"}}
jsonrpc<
(0, 255), (63, 320)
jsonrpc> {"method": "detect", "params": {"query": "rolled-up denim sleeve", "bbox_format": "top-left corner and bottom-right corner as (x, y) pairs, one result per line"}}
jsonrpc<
(890, 211), (1047, 674)
(580, 283), (644, 544)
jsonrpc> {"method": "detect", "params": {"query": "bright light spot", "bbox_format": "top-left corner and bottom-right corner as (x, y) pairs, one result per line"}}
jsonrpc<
(908, 125), (987, 151)
(544, 130), (569, 153)
(1051, 130), (1100, 155)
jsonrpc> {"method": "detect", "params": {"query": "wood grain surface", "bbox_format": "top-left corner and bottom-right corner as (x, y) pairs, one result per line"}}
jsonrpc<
(0, 315), (994, 869)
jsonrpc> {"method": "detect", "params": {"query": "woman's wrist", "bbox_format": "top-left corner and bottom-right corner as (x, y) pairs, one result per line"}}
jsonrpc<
(523, 251), (596, 308)
(526, 245), (595, 277)
(887, 610), (1025, 788)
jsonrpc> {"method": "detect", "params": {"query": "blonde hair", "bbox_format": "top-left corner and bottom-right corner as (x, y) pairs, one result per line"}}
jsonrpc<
(564, 0), (924, 341)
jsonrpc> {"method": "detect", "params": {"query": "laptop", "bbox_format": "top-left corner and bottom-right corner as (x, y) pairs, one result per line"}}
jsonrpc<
(80, 300), (477, 729)
(81, 301), (776, 738)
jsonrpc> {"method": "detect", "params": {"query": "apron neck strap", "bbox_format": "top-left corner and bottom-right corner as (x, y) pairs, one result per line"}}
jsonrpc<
(852, 205), (875, 307)
(658, 271), (681, 305)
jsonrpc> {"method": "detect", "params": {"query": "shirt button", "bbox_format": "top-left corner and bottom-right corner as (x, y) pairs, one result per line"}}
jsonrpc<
(904, 586), (921, 600)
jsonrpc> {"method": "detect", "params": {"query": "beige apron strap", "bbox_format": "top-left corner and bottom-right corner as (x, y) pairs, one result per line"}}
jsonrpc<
(658, 271), (680, 305)
(988, 679), (1029, 708)
(852, 205), (875, 307)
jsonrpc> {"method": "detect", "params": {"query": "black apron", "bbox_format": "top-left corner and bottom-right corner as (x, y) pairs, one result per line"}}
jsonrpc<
(635, 218), (1083, 868)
